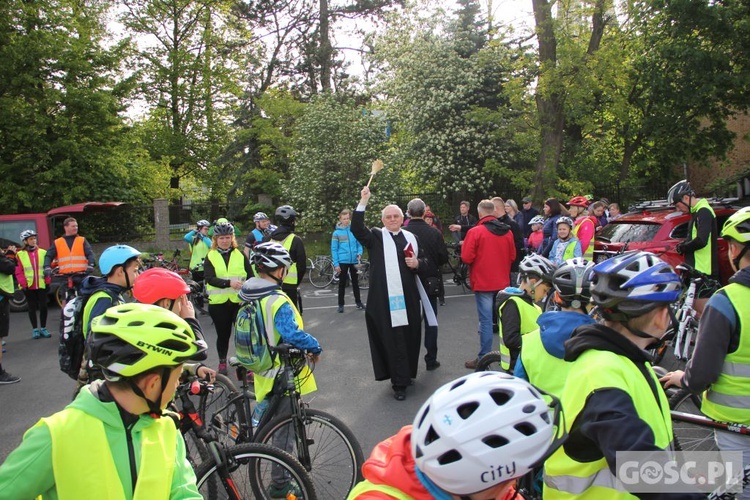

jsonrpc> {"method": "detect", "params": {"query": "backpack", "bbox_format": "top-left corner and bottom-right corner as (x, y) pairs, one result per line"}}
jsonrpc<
(234, 299), (276, 372)
(58, 295), (88, 380)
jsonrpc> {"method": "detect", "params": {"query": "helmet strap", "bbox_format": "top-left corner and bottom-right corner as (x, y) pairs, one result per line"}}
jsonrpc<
(127, 367), (173, 418)
(624, 319), (660, 346)
(732, 244), (750, 270)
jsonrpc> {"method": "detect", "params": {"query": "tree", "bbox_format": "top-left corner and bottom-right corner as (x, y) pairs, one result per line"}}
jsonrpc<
(0, 0), (159, 213)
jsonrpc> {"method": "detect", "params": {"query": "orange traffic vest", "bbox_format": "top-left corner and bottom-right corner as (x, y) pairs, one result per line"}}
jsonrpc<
(54, 236), (88, 274)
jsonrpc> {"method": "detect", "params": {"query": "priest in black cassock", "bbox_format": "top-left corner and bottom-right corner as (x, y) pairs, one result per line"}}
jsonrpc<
(351, 186), (435, 401)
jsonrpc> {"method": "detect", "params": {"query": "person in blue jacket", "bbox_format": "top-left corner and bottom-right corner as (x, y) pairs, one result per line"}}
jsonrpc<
(331, 209), (365, 313)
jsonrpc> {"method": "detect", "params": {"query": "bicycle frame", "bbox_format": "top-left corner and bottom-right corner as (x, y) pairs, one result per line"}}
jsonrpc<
(673, 279), (698, 361)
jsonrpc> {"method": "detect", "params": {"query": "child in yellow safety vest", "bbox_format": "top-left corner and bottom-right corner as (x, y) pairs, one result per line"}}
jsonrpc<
(0, 303), (208, 499)
(549, 217), (581, 266)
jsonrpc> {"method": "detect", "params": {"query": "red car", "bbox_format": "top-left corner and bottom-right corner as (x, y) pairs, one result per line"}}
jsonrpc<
(593, 200), (738, 285)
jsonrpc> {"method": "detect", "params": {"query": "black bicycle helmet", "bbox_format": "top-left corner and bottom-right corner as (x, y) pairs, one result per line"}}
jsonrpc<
(250, 242), (293, 271)
(275, 205), (297, 223)
(553, 257), (595, 309)
(667, 180), (694, 205)
(213, 221), (235, 236)
(590, 251), (681, 321)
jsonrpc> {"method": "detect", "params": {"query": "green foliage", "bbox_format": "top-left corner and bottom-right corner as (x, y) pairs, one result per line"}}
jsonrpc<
(285, 95), (396, 230)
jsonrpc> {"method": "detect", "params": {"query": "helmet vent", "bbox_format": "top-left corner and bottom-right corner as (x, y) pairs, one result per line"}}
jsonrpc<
(128, 320), (146, 327)
(482, 435), (509, 448)
(425, 425), (440, 445)
(159, 339), (189, 352)
(489, 389), (513, 406)
(514, 422), (537, 436)
(120, 352), (145, 366)
(540, 411), (551, 424)
(414, 445), (423, 459)
(450, 379), (468, 391)
(437, 449), (462, 465)
(522, 404), (536, 414)
(457, 402), (479, 419)
(416, 406), (430, 428)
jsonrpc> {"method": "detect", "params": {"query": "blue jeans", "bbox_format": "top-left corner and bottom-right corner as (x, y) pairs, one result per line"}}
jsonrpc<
(475, 291), (496, 358)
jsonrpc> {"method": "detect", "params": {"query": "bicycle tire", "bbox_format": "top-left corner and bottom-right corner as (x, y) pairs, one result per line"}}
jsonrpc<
(669, 388), (717, 452)
(253, 408), (364, 499)
(183, 427), (211, 469)
(194, 442), (317, 500)
(210, 390), (256, 447)
(474, 351), (505, 372)
(308, 259), (335, 289)
(55, 284), (67, 308)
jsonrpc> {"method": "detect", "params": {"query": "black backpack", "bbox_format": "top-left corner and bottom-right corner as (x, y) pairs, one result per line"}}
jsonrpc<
(58, 295), (88, 380)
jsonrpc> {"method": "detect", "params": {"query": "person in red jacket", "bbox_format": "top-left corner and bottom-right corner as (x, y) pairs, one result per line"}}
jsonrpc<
(348, 371), (565, 500)
(461, 200), (516, 369)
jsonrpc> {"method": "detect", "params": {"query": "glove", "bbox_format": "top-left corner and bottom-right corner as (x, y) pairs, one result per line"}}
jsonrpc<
(43, 267), (52, 278)
(86, 265), (96, 274)
(675, 242), (686, 255)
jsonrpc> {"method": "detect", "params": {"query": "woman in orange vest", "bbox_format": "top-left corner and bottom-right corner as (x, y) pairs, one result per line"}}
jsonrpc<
(15, 230), (50, 339)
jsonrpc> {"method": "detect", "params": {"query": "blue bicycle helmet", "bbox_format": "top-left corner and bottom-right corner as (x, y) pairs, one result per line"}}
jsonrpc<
(591, 251), (681, 321)
(99, 245), (142, 275)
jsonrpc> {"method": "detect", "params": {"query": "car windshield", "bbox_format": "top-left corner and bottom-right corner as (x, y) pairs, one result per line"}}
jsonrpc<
(598, 222), (661, 244)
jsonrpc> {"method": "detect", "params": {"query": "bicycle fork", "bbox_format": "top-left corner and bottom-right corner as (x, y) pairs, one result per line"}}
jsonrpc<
(674, 283), (697, 361)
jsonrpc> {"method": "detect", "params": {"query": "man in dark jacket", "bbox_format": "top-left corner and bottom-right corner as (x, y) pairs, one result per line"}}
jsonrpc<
(492, 197), (525, 280)
(521, 196), (539, 238)
(0, 246), (20, 384)
(461, 200), (516, 368)
(267, 205), (307, 311)
(448, 201), (477, 243)
(404, 199), (448, 371)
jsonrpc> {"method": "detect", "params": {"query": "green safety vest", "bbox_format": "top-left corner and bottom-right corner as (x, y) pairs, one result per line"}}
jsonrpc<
(498, 295), (541, 371)
(0, 265), (14, 295)
(278, 234), (298, 286)
(347, 480), (414, 499)
(252, 292), (316, 402)
(83, 290), (122, 339)
(572, 218), (595, 260)
(691, 198), (716, 277)
(206, 250), (247, 304)
(544, 349), (673, 499)
(562, 237), (580, 261)
(520, 328), (570, 398)
(42, 407), (176, 499)
(17, 248), (47, 289)
(188, 236), (210, 271)
(701, 283), (750, 425)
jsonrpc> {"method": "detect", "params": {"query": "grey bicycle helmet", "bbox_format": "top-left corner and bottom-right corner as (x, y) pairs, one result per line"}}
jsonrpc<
(553, 258), (595, 309)
(528, 215), (545, 226)
(667, 180), (694, 205)
(196, 219), (210, 228)
(253, 212), (269, 222)
(519, 254), (556, 282)
(213, 221), (235, 236)
(251, 242), (293, 270)
(591, 251), (681, 321)
(20, 229), (37, 241)
(275, 205), (297, 223)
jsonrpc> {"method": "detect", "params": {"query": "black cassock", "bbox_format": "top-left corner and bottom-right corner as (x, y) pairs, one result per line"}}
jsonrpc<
(351, 209), (423, 389)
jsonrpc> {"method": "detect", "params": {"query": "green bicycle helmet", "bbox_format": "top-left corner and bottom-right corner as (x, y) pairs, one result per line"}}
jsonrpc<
(89, 303), (208, 381)
(722, 207), (750, 268)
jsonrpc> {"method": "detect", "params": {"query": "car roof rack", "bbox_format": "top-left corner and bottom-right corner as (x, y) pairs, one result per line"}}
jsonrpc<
(628, 197), (739, 213)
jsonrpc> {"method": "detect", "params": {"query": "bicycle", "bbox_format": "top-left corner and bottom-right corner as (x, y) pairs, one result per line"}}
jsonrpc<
(650, 262), (720, 369)
(202, 346), (365, 499)
(445, 242), (470, 292)
(307, 255), (335, 288)
(51, 270), (89, 307)
(172, 376), (317, 499)
(142, 248), (191, 277)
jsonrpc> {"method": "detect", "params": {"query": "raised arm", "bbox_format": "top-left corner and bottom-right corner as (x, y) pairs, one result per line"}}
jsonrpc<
(351, 186), (374, 249)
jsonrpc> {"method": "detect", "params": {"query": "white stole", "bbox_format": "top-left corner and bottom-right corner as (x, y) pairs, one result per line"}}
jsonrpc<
(382, 229), (438, 328)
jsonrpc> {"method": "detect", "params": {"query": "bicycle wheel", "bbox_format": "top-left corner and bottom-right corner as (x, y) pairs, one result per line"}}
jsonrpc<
(209, 390), (256, 447)
(55, 284), (67, 308)
(183, 427), (211, 469)
(475, 351), (505, 372)
(194, 442), (317, 500)
(308, 259), (335, 289)
(253, 408), (364, 499)
(669, 388), (717, 451)
(357, 261), (369, 290)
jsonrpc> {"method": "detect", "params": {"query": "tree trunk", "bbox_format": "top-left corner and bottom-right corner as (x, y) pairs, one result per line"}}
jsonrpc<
(319, 0), (332, 92)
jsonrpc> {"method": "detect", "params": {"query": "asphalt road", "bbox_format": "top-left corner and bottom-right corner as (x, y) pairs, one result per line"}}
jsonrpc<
(0, 278), (478, 463)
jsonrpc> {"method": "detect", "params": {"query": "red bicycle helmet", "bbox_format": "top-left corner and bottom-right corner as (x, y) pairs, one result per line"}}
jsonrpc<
(567, 196), (590, 208)
(132, 267), (190, 304)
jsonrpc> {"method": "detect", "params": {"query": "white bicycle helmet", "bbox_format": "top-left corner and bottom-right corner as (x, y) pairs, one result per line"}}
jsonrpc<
(20, 229), (37, 241)
(196, 219), (210, 228)
(518, 254), (556, 282)
(412, 372), (563, 496)
(251, 242), (293, 270)
(591, 250), (681, 321)
(556, 216), (574, 228)
(253, 212), (269, 222)
(528, 215), (545, 226)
